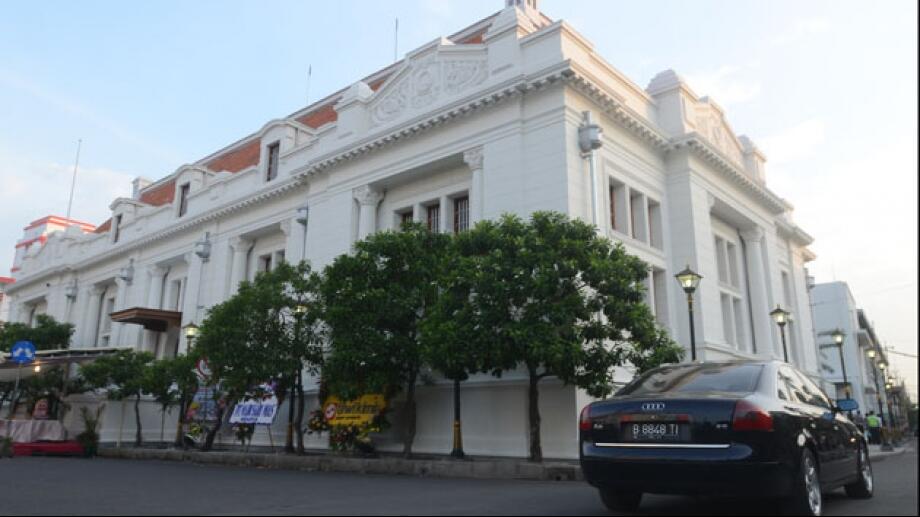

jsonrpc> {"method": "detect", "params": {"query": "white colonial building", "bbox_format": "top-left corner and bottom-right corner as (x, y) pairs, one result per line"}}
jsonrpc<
(811, 281), (892, 416)
(5, 0), (820, 458)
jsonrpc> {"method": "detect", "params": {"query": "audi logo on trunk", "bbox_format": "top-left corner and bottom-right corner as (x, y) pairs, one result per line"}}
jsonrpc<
(641, 402), (666, 411)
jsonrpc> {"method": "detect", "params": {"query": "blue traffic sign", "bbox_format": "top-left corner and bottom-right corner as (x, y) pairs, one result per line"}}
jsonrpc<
(10, 340), (36, 365)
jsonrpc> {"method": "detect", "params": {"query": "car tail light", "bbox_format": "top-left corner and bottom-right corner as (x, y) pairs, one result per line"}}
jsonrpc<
(579, 405), (592, 432)
(732, 399), (774, 431)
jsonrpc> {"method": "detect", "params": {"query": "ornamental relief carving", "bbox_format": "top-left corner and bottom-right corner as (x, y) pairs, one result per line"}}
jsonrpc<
(693, 109), (744, 167)
(371, 57), (488, 127)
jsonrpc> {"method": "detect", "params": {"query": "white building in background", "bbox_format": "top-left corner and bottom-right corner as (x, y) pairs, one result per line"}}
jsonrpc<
(0, 276), (13, 324)
(811, 281), (892, 415)
(5, 0), (819, 458)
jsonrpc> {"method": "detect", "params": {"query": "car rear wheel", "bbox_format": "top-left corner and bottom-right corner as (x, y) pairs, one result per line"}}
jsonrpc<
(784, 448), (822, 516)
(598, 489), (642, 512)
(844, 444), (874, 499)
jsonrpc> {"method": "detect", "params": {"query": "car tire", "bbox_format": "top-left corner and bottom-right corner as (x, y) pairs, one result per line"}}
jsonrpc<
(599, 489), (642, 512)
(784, 448), (822, 516)
(844, 443), (874, 499)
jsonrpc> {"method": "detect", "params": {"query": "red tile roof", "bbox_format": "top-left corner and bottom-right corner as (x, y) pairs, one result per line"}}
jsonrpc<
(206, 140), (261, 173)
(94, 218), (112, 234)
(139, 179), (177, 206)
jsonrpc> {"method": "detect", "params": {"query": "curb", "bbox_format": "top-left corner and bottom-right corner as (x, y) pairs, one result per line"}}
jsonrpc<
(96, 448), (584, 482)
(868, 447), (906, 462)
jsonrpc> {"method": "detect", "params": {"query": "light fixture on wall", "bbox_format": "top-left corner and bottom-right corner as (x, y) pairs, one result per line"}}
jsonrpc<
(117, 261), (135, 283)
(296, 205), (310, 226)
(194, 232), (212, 261)
(64, 281), (78, 300)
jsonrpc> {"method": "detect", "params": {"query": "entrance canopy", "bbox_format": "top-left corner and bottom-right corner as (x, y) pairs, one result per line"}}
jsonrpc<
(110, 307), (182, 332)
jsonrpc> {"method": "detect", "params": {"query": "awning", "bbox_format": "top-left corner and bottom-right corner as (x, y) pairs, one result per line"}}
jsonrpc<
(0, 347), (131, 382)
(109, 307), (182, 332)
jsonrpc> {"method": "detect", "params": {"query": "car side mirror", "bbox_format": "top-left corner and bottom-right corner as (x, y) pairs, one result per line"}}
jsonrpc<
(835, 398), (859, 413)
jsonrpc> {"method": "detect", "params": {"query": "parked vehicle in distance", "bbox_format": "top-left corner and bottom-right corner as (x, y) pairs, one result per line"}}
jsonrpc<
(579, 361), (873, 516)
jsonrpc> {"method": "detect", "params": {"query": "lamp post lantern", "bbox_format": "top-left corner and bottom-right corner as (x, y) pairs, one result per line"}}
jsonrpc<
(770, 305), (790, 362)
(674, 266), (702, 362)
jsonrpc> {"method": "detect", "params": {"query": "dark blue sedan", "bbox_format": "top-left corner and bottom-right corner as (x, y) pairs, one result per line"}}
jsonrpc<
(579, 361), (873, 515)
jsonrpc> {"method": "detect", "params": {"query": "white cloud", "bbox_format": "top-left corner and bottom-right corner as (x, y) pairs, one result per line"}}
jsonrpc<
(757, 118), (826, 165)
(0, 144), (133, 272)
(771, 17), (832, 46)
(683, 65), (762, 107)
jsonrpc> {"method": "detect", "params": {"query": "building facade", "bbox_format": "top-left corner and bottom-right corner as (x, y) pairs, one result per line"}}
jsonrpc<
(0, 276), (13, 324)
(5, 0), (819, 458)
(811, 281), (892, 416)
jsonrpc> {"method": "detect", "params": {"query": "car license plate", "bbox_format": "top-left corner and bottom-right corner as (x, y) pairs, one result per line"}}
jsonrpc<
(624, 422), (686, 442)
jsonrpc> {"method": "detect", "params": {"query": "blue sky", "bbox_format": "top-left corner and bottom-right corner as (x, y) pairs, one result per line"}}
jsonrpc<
(1, 1), (917, 394)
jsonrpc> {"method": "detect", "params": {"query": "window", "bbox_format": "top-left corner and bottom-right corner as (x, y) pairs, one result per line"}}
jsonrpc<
(714, 232), (749, 351)
(113, 214), (123, 243)
(647, 199), (663, 250)
(629, 190), (647, 242)
(795, 370), (832, 409)
(780, 366), (810, 405)
(453, 196), (469, 233)
(618, 363), (764, 396)
(608, 180), (628, 234)
(400, 210), (414, 227)
(266, 142), (280, 181)
(721, 293), (735, 346)
(275, 250), (286, 265)
(259, 254), (273, 274)
(427, 204), (440, 232)
(715, 237), (729, 284)
(178, 183), (190, 217)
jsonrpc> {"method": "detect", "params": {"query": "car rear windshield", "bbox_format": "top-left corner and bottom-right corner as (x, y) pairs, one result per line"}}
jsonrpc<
(617, 363), (764, 396)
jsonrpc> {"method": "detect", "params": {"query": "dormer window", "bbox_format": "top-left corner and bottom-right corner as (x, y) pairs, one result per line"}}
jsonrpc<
(178, 183), (190, 217)
(112, 214), (123, 243)
(266, 142), (280, 182)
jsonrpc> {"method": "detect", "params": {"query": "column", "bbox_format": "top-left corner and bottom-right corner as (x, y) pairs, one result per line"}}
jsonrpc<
(110, 277), (129, 346)
(740, 227), (774, 357)
(144, 266), (168, 354)
(283, 216), (307, 265)
(354, 185), (384, 240)
(464, 147), (485, 223)
(439, 195), (450, 233)
(82, 286), (105, 347)
(229, 237), (250, 296)
(180, 252), (204, 355)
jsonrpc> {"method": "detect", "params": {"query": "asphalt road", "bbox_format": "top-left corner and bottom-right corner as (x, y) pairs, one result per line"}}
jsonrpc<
(0, 440), (915, 515)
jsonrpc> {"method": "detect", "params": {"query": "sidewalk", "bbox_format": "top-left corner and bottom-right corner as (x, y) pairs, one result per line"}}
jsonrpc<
(97, 446), (584, 482)
(868, 442), (908, 462)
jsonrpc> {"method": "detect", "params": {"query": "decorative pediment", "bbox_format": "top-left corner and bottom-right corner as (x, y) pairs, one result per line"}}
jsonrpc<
(691, 100), (745, 167)
(368, 46), (489, 128)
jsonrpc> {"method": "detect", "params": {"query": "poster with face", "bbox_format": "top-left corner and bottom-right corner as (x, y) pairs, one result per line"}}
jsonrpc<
(32, 398), (50, 420)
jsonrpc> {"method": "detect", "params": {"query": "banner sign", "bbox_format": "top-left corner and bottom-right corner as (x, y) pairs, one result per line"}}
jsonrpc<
(230, 385), (279, 425)
(322, 394), (386, 426)
(187, 386), (219, 423)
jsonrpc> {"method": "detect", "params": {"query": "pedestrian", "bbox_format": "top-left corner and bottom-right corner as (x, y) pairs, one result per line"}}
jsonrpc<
(866, 411), (882, 445)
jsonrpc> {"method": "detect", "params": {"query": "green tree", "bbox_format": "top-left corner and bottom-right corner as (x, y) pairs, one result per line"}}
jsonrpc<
(0, 314), (74, 352)
(320, 223), (451, 457)
(80, 349), (155, 447)
(142, 354), (199, 445)
(193, 261), (323, 452)
(449, 212), (682, 461)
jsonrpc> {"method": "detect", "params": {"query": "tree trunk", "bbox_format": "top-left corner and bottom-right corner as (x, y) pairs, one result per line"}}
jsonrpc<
(174, 400), (187, 447)
(202, 402), (229, 452)
(134, 394), (143, 447)
(402, 373), (418, 458)
(285, 377), (296, 453)
(294, 370), (306, 454)
(527, 367), (542, 462)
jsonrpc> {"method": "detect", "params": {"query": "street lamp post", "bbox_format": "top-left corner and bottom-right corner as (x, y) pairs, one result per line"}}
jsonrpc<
(674, 266), (702, 362)
(286, 305), (308, 454)
(770, 305), (790, 362)
(183, 323), (199, 345)
(832, 329), (850, 399)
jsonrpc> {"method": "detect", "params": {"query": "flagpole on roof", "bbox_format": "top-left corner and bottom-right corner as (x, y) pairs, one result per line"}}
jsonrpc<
(306, 65), (312, 105)
(394, 17), (399, 62)
(66, 138), (82, 220)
